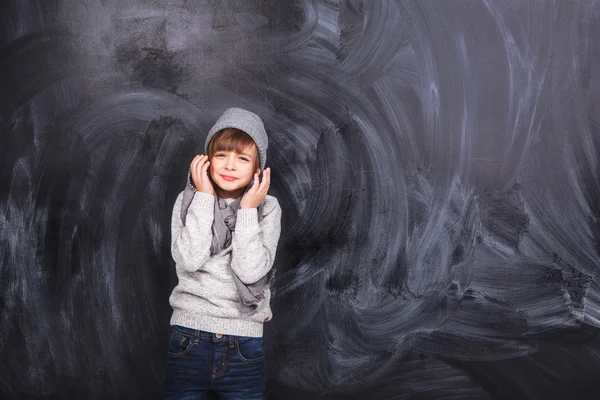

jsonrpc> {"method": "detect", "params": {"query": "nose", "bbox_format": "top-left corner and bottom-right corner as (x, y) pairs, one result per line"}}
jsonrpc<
(225, 155), (236, 170)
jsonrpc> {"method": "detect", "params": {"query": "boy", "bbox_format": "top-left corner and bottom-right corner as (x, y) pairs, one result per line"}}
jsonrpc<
(164, 108), (282, 400)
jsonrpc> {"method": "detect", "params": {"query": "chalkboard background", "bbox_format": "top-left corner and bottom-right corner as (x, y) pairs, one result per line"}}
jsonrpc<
(2, 1), (600, 399)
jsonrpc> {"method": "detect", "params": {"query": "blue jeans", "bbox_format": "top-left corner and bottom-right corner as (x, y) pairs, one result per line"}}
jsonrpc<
(163, 325), (267, 400)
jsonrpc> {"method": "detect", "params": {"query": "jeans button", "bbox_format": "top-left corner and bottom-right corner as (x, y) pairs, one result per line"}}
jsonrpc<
(215, 333), (222, 338)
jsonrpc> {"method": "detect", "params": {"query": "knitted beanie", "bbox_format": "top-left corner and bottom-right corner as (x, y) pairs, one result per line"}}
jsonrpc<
(204, 108), (268, 170)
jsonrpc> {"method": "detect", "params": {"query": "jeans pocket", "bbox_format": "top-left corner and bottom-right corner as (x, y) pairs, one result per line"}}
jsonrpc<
(234, 338), (265, 364)
(167, 330), (193, 357)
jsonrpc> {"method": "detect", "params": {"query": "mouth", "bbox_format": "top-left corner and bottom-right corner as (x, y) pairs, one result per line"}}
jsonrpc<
(220, 175), (237, 181)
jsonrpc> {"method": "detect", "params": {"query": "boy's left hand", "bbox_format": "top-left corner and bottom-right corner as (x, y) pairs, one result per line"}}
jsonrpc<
(240, 168), (271, 209)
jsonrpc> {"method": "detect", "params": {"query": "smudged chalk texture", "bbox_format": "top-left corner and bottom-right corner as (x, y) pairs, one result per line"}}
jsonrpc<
(1, 0), (600, 399)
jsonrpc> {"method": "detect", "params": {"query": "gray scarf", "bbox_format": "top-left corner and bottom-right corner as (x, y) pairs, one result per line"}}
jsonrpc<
(180, 171), (275, 316)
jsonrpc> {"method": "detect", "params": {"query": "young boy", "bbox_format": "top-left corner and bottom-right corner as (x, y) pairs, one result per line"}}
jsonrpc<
(164, 108), (282, 400)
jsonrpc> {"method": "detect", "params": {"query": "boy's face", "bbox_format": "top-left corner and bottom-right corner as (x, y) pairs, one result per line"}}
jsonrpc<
(209, 144), (259, 199)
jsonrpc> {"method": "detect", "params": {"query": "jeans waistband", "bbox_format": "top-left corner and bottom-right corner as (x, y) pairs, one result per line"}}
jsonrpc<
(171, 324), (252, 342)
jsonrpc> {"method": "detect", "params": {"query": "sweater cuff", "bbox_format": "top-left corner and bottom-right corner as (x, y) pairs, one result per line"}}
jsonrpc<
(236, 208), (259, 229)
(191, 191), (215, 210)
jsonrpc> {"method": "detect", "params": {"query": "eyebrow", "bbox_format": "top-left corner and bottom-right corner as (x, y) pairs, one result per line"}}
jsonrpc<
(216, 150), (254, 159)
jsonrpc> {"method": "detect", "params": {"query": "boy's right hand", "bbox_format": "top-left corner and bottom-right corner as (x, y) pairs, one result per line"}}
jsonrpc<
(191, 155), (215, 195)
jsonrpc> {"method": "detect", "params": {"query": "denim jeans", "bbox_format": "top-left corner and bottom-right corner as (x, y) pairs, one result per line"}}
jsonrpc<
(163, 325), (267, 400)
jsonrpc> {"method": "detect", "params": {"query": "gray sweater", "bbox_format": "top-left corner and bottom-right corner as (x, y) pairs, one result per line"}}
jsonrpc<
(169, 191), (282, 337)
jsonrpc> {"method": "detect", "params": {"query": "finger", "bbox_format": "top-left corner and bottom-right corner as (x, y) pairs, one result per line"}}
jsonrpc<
(257, 173), (266, 191)
(261, 170), (271, 194)
(260, 169), (270, 190)
(191, 155), (199, 169)
(257, 177), (269, 196)
(195, 154), (207, 168)
(193, 155), (202, 171)
(259, 181), (269, 196)
(247, 174), (260, 194)
(196, 157), (207, 177)
(202, 161), (211, 178)
(191, 157), (200, 179)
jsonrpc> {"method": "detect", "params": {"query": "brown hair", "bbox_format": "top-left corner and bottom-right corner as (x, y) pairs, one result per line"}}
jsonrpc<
(207, 128), (260, 172)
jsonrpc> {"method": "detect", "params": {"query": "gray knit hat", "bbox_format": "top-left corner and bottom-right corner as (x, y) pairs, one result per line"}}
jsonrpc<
(204, 108), (268, 170)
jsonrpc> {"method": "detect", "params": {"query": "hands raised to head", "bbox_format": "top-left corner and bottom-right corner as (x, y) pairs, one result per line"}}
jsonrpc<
(240, 168), (271, 209)
(190, 155), (215, 195)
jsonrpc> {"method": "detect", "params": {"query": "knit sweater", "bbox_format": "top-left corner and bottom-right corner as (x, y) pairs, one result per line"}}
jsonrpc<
(169, 191), (282, 337)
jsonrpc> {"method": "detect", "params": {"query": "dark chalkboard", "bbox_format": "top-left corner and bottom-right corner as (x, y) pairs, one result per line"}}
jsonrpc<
(2, 0), (600, 399)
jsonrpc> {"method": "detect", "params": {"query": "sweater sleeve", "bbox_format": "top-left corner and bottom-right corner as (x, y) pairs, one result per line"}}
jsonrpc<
(231, 197), (282, 284)
(171, 191), (215, 272)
